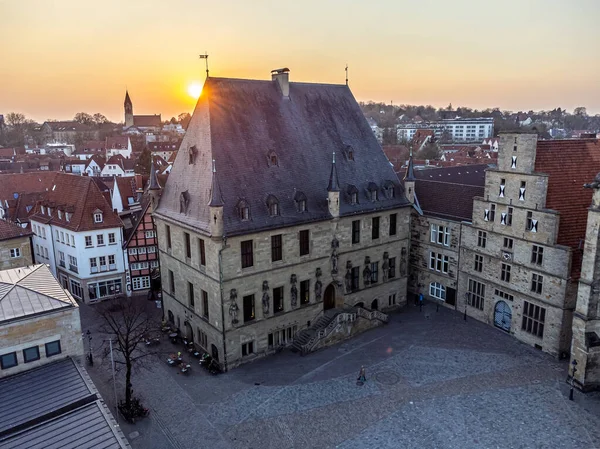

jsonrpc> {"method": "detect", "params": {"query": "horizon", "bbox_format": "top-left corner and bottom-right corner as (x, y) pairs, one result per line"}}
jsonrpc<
(1, 0), (599, 123)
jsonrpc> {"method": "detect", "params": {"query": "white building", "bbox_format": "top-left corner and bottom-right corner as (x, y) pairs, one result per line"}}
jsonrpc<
(101, 154), (135, 177)
(397, 118), (494, 143)
(106, 136), (132, 159)
(29, 173), (126, 303)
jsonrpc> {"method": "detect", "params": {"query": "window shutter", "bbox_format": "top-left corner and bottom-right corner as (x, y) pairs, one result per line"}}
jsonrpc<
(511, 156), (517, 169)
(519, 187), (525, 201)
(484, 209), (489, 221)
(531, 219), (538, 233)
(500, 213), (506, 225)
(499, 185), (505, 198)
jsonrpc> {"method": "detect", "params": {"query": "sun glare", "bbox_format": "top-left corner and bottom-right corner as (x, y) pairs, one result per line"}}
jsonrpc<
(187, 82), (202, 99)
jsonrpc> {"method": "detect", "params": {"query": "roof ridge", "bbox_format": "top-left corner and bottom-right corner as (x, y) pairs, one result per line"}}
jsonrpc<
(417, 179), (485, 188)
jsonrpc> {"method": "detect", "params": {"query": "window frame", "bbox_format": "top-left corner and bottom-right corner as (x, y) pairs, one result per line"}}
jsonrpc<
(45, 340), (62, 357)
(522, 300), (545, 338)
(243, 294), (255, 322)
(273, 286), (284, 313)
(241, 240), (254, 268)
(429, 282), (446, 300)
(501, 263), (512, 282)
(9, 248), (21, 258)
(300, 279), (310, 305)
(188, 281), (195, 308)
(474, 254), (483, 272)
(389, 213), (397, 236)
(352, 220), (361, 244)
(202, 290), (209, 319)
(299, 230), (310, 256)
(531, 245), (544, 266)
(0, 352), (18, 370)
(371, 217), (380, 240)
(467, 279), (485, 310)
(184, 232), (191, 259)
(198, 238), (206, 266)
(271, 234), (283, 262)
(23, 346), (40, 363)
(477, 230), (487, 248)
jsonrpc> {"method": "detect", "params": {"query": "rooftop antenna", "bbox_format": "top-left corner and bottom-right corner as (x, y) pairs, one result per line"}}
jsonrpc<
(199, 52), (209, 78)
(345, 64), (348, 86)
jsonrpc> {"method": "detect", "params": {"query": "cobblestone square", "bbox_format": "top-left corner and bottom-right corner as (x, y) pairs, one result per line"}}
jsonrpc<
(80, 299), (600, 449)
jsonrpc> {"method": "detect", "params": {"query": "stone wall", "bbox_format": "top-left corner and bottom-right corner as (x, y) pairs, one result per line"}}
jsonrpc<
(0, 307), (84, 377)
(0, 235), (32, 270)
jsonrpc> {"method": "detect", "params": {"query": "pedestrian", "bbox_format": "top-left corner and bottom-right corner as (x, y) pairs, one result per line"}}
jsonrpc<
(357, 365), (367, 385)
(419, 293), (423, 312)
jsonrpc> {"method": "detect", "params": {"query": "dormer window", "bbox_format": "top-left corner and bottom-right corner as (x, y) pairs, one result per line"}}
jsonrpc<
(66, 212), (71, 222)
(267, 151), (279, 167)
(347, 184), (359, 205)
(367, 182), (378, 202)
(41, 206), (46, 215)
(383, 180), (395, 199)
(294, 191), (307, 213)
(58, 210), (62, 220)
(237, 199), (250, 221)
(47, 208), (53, 217)
(94, 212), (103, 223)
(343, 144), (355, 161)
(266, 195), (280, 217)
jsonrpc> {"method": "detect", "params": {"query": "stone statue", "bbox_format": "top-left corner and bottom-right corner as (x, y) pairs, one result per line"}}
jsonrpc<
(345, 261), (353, 293)
(584, 173), (600, 189)
(400, 247), (407, 277)
(363, 256), (372, 287)
(262, 281), (270, 315)
(382, 252), (389, 282)
(315, 268), (323, 301)
(290, 274), (298, 308)
(228, 289), (239, 324)
(330, 237), (339, 276)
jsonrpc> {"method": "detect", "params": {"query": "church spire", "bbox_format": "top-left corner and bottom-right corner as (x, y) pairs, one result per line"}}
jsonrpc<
(327, 152), (340, 192)
(148, 158), (161, 191)
(124, 90), (132, 108)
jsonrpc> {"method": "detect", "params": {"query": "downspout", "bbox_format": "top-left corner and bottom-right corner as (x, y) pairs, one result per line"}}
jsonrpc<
(218, 236), (228, 372)
(455, 222), (464, 311)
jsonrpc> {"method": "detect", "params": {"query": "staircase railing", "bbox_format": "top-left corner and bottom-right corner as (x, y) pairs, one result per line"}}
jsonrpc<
(355, 307), (388, 323)
(302, 312), (356, 354)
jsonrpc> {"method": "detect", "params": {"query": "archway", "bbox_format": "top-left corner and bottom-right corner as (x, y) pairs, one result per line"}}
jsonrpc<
(324, 284), (336, 311)
(211, 344), (219, 361)
(184, 321), (193, 341)
(355, 302), (364, 309)
(371, 299), (379, 311)
(494, 301), (511, 332)
(167, 310), (174, 324)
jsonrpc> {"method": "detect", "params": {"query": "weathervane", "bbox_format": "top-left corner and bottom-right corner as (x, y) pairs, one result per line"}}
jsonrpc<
(199, 52), (209, 78)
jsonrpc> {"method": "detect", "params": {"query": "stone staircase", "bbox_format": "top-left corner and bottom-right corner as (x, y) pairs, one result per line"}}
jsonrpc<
(291, 309), (340, 353)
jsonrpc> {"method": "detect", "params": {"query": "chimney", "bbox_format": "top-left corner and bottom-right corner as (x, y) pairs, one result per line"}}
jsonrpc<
(271, 68), (290, 98)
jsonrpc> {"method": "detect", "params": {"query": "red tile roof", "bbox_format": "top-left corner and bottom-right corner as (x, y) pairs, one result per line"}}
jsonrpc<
(114, 176), (138, 211)
(411, 129), (434, 150)
(0, 219), (32, 242)
(133, 115), (162, 128)
(28, 173), (122, 232)
(534, 138), (600, 279)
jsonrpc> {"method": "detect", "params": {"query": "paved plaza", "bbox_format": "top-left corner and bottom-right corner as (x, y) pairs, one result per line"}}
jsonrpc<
(80, 299), (600, 449)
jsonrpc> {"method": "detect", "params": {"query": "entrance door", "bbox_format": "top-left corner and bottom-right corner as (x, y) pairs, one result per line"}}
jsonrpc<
(324, 284), (335, 311)
(494, 301), (512, 332)
(446, 287), (456, 306)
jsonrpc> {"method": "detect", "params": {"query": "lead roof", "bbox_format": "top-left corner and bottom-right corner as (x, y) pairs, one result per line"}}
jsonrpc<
(155, 76), (409, 236)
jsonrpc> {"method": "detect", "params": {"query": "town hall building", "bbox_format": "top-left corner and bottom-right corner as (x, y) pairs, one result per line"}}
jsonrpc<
(153, 69), (411, 370)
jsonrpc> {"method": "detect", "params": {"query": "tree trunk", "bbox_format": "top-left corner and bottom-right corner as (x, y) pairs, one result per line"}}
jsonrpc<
(125, 359), (132, 409)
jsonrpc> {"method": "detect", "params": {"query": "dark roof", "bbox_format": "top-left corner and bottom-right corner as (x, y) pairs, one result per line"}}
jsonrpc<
(414, 165), (487, 221)
(43, 121), (93, 132)
(106, 136), (129, 149)
(155, 76), (409, 236)
(414, 164), (489, 186)
(28, 173), (122, 232)
(133, 115), (161, 128)
(534, 138), (600, 279)
(0, 358), (129, 448)
(0, 219), (31, 241)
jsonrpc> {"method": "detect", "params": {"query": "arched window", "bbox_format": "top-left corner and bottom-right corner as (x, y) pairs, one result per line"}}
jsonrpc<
(294, 191), (307, 213)
(267, 151), (279, 167)
(429, 282), (446, 300)
(237, 199), (250, 221)
(188, 145), (198, 165)
(347, 185), (359, 205)
(266, 195), (280, 217)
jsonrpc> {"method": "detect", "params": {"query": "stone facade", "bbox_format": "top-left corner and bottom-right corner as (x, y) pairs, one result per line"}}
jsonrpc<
(408, 215), (462, 309)
(458, 133), (575, 357)
(0, 234), (33, 270)
(0, 308), (84, 377)
(158, 208), (410, 369)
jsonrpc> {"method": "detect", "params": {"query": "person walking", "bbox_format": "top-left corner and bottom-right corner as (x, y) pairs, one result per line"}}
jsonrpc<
(357, 365), (367, 385)
(419, 293), (424, 311)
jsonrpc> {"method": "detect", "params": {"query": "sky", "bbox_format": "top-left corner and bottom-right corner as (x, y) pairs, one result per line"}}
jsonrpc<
(1, 0), (599, 123)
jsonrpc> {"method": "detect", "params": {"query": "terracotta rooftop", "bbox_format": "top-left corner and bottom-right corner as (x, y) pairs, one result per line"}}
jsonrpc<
(0, 219), (32, 241)
(28, 173), (122, 232)
(535, 138), (600, 279)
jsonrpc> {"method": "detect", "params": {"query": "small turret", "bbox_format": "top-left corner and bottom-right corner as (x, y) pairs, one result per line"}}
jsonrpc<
(148, 158), (161, 211)
(327, 152), (340, 218)
(403, 147), (416, 204)
(208, 159), (224, 238)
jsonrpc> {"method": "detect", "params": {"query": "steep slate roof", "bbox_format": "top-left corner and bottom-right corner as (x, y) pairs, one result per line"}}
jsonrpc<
(0, 358), (130, 448)
(28, 173), (122, 232)
(155, 76), (409, 236)
(413, 164), (487, 222)
(0, 219), (31, 241)
(534, 138), (600, 279)
(0, 264), (77, 324)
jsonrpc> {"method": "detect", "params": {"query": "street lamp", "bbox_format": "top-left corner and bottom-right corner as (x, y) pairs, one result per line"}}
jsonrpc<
(463, 292), (469, 321)
(569, 359), (578, 401)
(86, 330), (93, 366)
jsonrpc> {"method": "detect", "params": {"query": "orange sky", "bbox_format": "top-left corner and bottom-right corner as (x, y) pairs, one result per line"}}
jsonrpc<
(1, 0), (599, 123)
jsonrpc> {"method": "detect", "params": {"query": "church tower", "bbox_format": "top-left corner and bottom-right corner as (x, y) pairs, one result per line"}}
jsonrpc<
(124, 91), (133, 128)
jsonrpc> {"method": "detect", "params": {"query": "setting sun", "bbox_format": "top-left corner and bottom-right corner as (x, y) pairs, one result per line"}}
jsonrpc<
(187, 82), (202, 99)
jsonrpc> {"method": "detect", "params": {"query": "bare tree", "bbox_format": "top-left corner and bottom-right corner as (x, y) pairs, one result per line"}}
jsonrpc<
(96, 298), (159, 412)
(73, 112), (94, 125)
